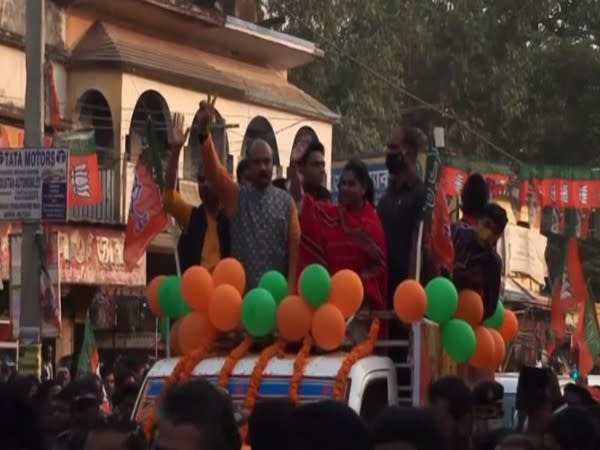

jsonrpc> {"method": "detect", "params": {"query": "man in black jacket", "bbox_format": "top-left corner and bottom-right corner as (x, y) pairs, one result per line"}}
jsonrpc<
(293, 138), (331, 201)
(163, 113), (230, 272)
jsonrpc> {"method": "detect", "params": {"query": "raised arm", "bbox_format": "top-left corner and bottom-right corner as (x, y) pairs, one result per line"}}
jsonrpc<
(200, 136), (239, 216)
(163, 112), (192, 229)
(194, 97), (239, 216)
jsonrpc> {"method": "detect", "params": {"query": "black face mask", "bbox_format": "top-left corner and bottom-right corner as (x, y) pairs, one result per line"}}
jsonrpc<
(385, 152), (406, 174)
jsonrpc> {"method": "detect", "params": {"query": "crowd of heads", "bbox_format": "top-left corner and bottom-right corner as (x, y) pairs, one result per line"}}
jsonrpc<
(3, 363), (600, 450)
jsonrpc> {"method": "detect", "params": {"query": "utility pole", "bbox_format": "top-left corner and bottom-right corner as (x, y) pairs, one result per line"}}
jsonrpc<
(20, 0), (45, 372)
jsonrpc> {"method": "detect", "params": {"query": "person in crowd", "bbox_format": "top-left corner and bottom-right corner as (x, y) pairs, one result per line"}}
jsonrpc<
(248, 399), (295, 450)
(0, 381), (45, 450)
(516, 367), (562, 436)
(472, 428), (513, 450)
(544, 407), (600, 450)
(471, 381), (504, 435)
(371, 406), (447, 450)
(156, 378), (240, 450)
(563, 383), (595, 407)
(495, 434), (546, 450)
(293, 138), (331, 201)
(42, 344), (55, 381)
(236, 158), (251, 186)
(377, 126), (426, 302)
(289, 156), (387, 317)
(284, 400), (374, 450)
(194, 97), (300, 291)
(56, 367), (71, 387)
(460, 173), (490, 226)
(13, 374), (40, 398)
(587, 404), (600, 426)
(112, 382), (140, 423)
(83, 416), (147, 450)
(163, 112), (230, 273)
(427, 376), (474, 450)
(452, 202), (508, 321)
(38, 383), (70, 450)
(102, 370), (116, 401)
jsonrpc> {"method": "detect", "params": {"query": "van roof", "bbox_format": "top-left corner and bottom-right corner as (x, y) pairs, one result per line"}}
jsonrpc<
(147, 353), (395, 379)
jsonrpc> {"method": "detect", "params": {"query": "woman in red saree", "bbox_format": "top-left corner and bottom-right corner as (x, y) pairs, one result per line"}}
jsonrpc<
(290, 158), (388, 312)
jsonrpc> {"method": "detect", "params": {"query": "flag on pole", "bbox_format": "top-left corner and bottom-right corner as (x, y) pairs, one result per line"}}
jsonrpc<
(76, 311), (111, 413)
(123, 118), (168, 271)
(76, 312), (100, 378)
(54, 129), (103, 207)
(421, 144), (453, 278)
(551, 237), (581, 337)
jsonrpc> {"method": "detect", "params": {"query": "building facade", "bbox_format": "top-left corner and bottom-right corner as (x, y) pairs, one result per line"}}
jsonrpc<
(0, 0), (336, 368)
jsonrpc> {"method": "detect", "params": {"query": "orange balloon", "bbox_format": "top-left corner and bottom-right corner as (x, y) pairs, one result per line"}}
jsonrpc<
(178, 311), (215, 355)
(311, 304), (346, 351)
(499, 309), (519, 343)
(181, 266), (214, 313)
(328, 270), (364, 318)
(469, 327), (495, 369)
(277, 295), (313, 342)
(213, 258), (246, 295)
(394, 280), (427, 324)
(208, 284), (242, 332)
(169, 319), (182, 356)
(455, 289), (484, 328)
(146, 275), (166, 317)
(489, 328), (506, 369)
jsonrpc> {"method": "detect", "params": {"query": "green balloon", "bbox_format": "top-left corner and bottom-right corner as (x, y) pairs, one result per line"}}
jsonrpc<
(241, 288), (277, 337)
(299, 264), (331, 308)
(425, 277), (458, 323)
(441, 319), (477, 363)
(484, 301), (505, 330)
(158, 275), (186, 318)
(258, 271), (289, 304)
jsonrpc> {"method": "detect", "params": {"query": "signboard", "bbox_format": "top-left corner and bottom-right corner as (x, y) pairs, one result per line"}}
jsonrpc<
(502, 224), (548, 285)
(18, 343), (41, 378)
(57, 226), (146, 286)
(0, 148), (68, 221)
(331, 156), (425, 205)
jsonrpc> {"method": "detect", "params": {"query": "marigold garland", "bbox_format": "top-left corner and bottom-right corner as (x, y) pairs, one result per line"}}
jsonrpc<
(244, 339), (286, 413)
(219, 334), (254, 388)
(332, 318), (380, 400)
(289, 336), (312, 404)
(142, 330), (217, 441)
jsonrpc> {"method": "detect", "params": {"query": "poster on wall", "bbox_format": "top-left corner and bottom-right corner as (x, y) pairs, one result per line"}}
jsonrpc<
(10, 232), (61, 339)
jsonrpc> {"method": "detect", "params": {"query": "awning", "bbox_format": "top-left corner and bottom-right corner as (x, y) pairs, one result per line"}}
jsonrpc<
(70, 22), (339, 123)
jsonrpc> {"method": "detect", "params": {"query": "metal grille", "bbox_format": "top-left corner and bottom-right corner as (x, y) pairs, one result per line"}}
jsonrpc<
(68, 168), (119, 224)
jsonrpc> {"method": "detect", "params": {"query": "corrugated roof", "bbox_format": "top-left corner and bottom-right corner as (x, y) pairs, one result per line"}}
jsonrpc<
(70, 22), (339, 122)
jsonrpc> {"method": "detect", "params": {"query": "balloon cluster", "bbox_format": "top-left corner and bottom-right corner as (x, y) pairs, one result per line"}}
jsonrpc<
(146, 260), (364, 354)
(393, 277), (519, 367)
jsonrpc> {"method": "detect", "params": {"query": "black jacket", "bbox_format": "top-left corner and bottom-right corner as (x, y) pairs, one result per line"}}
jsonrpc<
(177, 205), (230, 272)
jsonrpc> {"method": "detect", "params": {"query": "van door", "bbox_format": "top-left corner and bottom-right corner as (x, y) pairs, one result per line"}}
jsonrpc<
(358, 370), (397, 423)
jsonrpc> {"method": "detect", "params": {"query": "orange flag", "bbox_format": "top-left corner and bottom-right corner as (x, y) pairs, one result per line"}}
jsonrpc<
(123, 157), (168, 271)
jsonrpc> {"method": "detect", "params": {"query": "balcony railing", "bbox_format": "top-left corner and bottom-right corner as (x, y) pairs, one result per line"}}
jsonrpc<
(69, 168), (120, 224)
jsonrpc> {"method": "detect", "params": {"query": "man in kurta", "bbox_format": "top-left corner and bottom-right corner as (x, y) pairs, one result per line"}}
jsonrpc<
(163, 113), (230, 272)
(193, 97), (300, 292)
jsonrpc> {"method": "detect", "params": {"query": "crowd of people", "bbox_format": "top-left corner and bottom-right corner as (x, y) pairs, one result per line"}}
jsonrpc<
(2, 363), (600, 450)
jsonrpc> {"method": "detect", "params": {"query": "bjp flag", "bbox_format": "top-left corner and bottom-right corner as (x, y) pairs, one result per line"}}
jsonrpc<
(53, 129), (103, 207)
(123, 118), (168, 271)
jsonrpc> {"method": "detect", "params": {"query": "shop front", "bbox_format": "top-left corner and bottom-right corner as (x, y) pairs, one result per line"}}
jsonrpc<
(56, 225), (147, 367)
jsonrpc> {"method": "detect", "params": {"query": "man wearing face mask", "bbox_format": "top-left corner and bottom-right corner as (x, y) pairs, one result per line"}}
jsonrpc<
(377, 127), (426, 305)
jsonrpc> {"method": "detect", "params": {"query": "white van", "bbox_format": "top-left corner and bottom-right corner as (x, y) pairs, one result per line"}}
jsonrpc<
(133, 352), (399, 424)
(496, 372), (573, 429)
